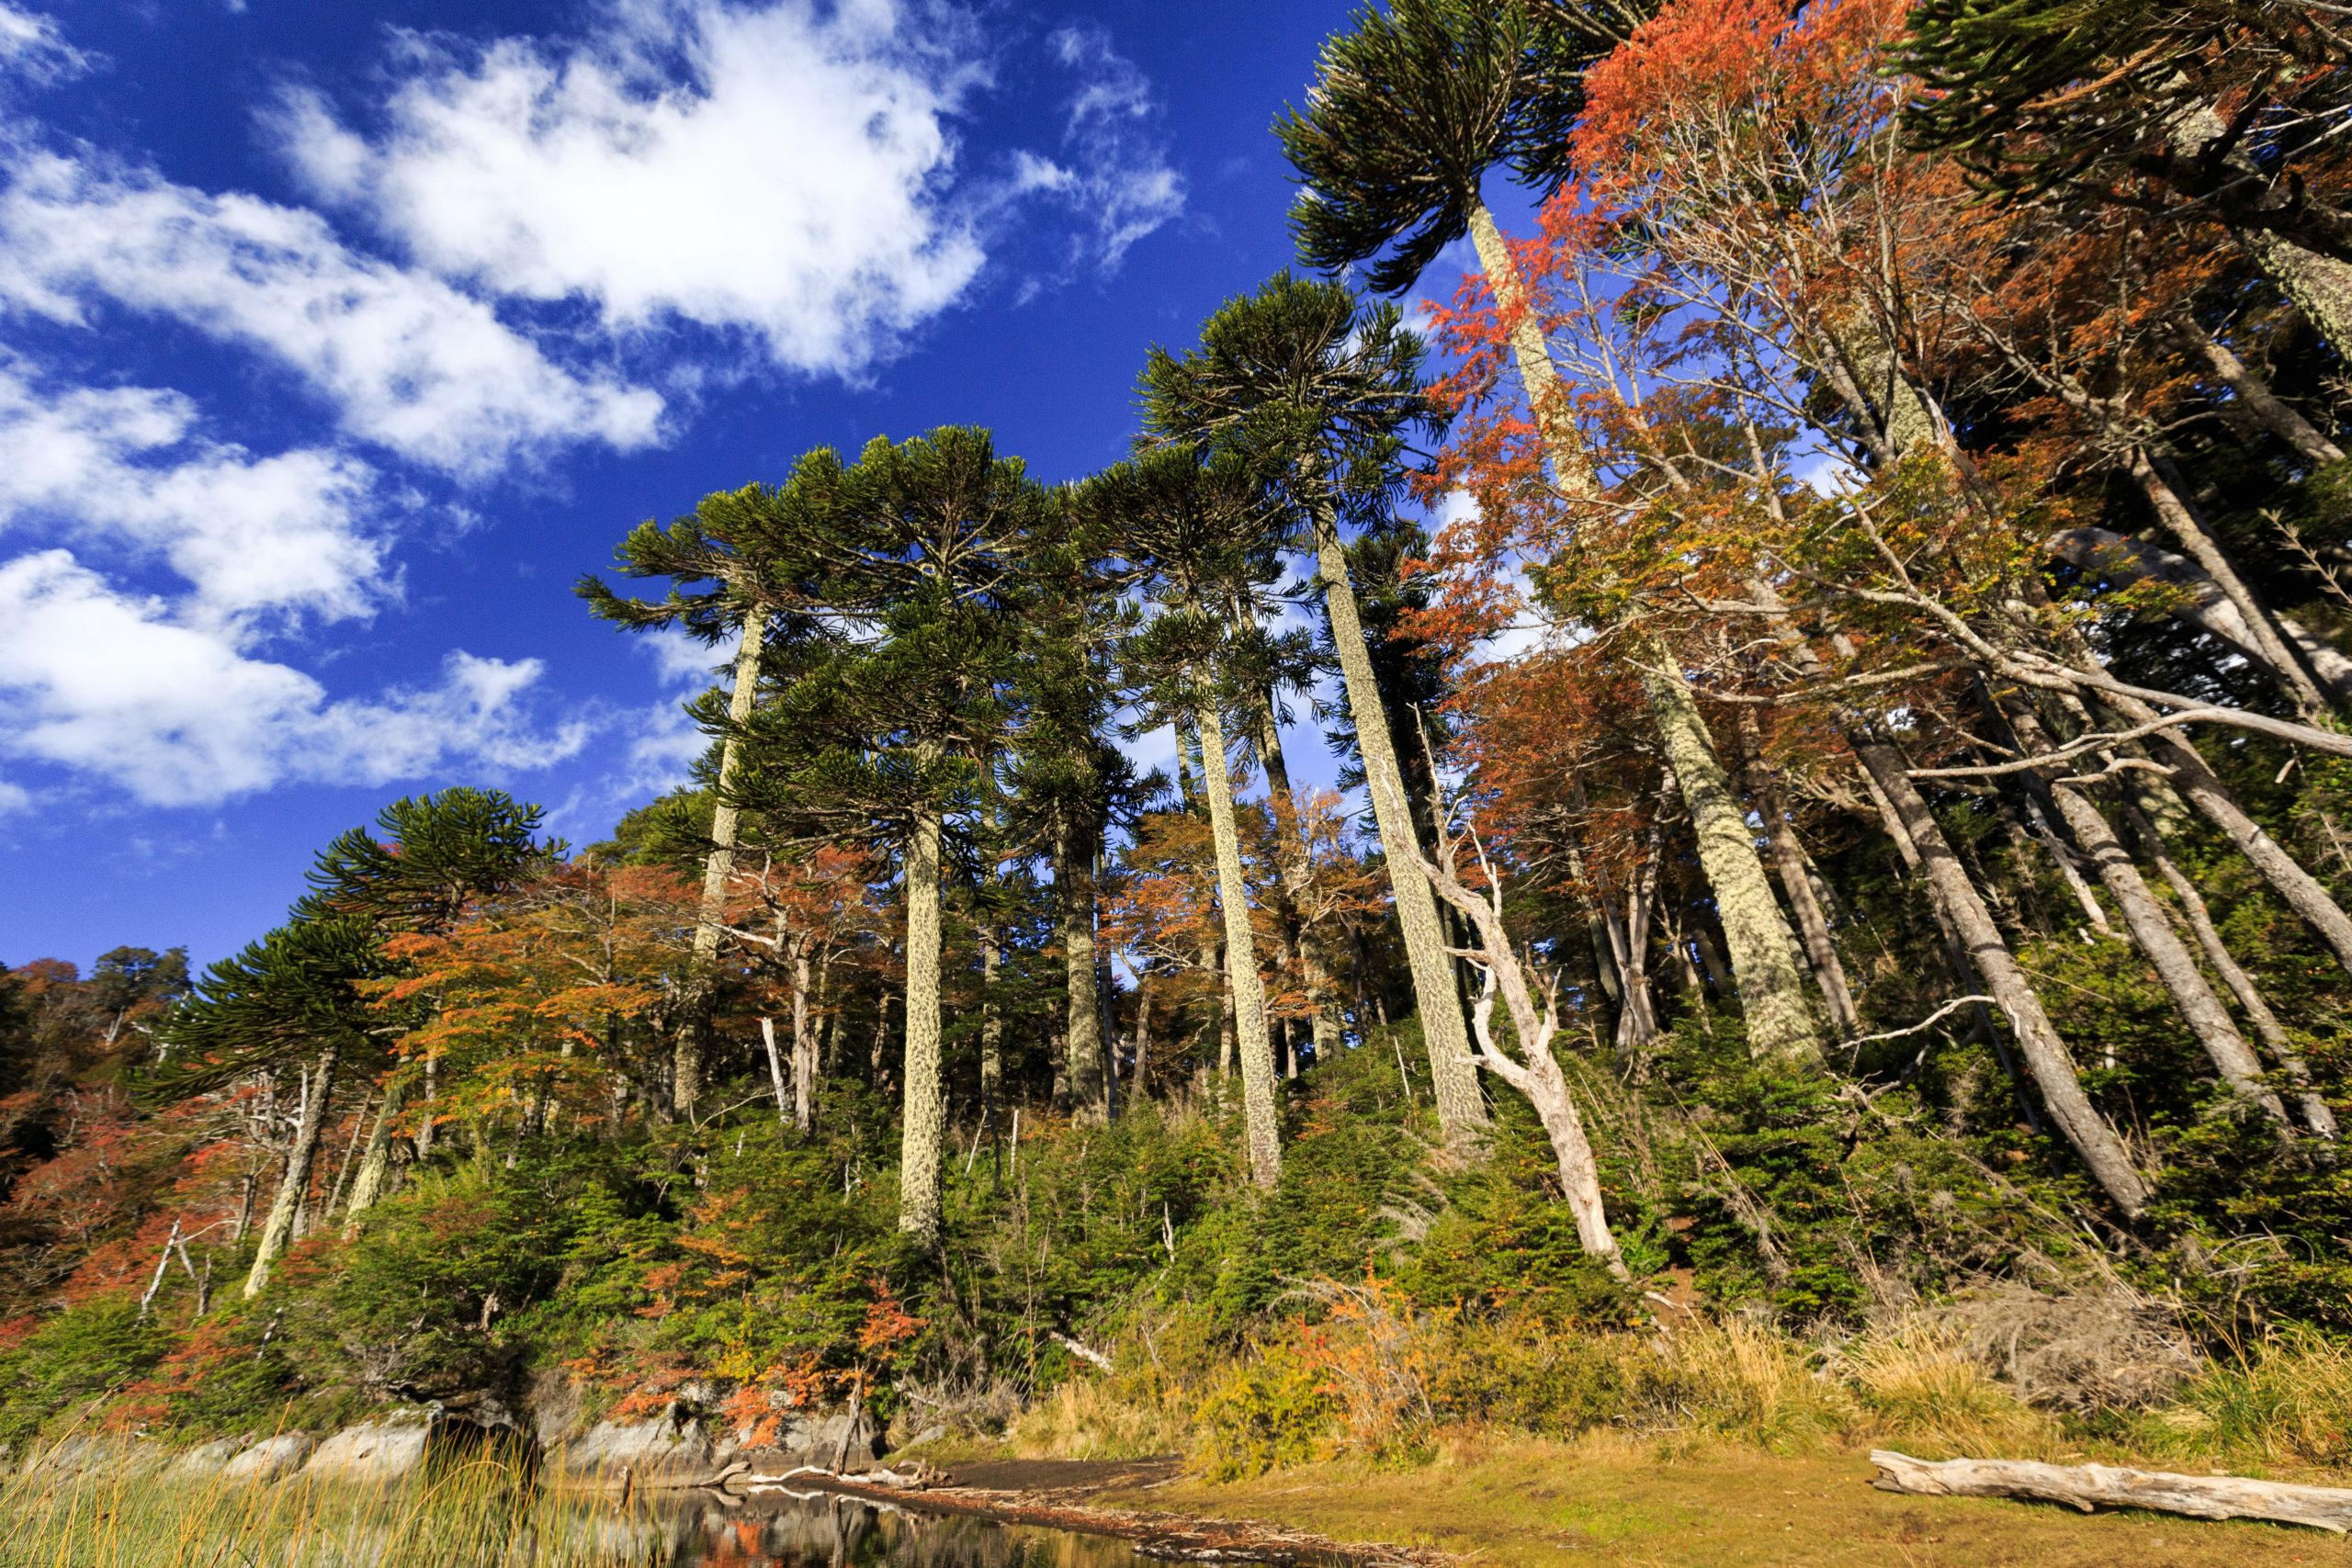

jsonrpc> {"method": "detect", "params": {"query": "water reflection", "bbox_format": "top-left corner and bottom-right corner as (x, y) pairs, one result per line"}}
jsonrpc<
(638, 1490), (1161, 1568)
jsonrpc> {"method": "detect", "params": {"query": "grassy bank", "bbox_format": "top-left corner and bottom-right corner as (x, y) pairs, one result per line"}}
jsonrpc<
(1107, 1437), (2346, 1568)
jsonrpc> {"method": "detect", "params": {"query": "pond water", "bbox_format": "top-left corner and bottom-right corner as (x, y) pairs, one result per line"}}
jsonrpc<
(625, 1491), (1179, 1568)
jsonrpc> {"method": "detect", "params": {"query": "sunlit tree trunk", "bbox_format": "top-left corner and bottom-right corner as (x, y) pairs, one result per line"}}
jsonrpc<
(1196, 695), (1283, 1187)
(1310, 504), (1487, 1137)
(1467, 196), (1825, 1068)
(245, 1047), (337, 1299)
(1239, 649), (1340, 1065)
(340, 1073), (403, 1235)
(978, 926), (1003, 1132)
(898, 805), (946, 1247)
(678, 610), (767, 1120)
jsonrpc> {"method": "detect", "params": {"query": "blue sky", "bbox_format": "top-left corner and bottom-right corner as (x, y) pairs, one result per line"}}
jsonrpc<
(0, 0), (1483, 971)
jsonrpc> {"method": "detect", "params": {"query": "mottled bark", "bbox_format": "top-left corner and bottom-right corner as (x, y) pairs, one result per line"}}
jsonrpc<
(2179, 316), (2344, 465)
(1311, 506), (1487, 1136)
(245, 1047), (337, 1299)
(898, 806), (946, 1247)
(1645, 660), (1826, 1064)
(1197, 696), (1283, 1187)
(792, 949), (816, 1133)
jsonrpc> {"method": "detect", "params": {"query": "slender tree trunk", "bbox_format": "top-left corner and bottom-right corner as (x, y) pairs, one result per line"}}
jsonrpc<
(761, 1017), (791, 1126)
(898, 806), (946, 1247)
(1310, 503), (1487, 1136)
(2179, 316), (2345, 465)
(1131, 981), (1154, 1100)
(1058, 808), (1110, 1123)
(1196, 695), (1283, 1187)
(341, 1075), (404, 1235)
(244, 1047), (337, 1299)
(678, 609), (768, 1121)
(793, 949), (817, 1134)
(1467, 195), (1821, 1066)
(2004, 705), (2291, 1125)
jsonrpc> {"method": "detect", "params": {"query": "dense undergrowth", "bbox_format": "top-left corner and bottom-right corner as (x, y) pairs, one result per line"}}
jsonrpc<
(2, 1008), (2346, 1487)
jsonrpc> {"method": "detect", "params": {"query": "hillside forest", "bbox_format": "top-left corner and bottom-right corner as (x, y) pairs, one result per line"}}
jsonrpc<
(6, 0), (2352, 1483)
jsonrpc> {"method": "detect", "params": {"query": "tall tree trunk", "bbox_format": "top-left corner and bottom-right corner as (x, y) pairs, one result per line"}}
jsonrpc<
(1310, 503), (1487, 1137)
(978, 926), (1002, 1133)
(1467, 195), (1822, 1067)
(1196, 694), (1283, 1187)
(760, 1017), (791, 1126)
(1058, 808), (1110, 1123)
(1644, 661), (1826, 1064)
(1736, 711), (1860, 1033)
(678, 609), (768, 1120)
(898, 806), (946, 1248)
(244, 1047), (337, 1299)
(341, 1074), (403, 1235)
(1130, 980), (1154, 1100)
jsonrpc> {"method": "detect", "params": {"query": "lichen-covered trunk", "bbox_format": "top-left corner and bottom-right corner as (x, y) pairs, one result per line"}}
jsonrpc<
(897, 805), (946, 1247)
(677, 609), (767, 1120)
(1057, 808), (1110, 1123)
(1469, 197), (1821, 1067)
(1197, 695), (1283, 1188)
(340, 1072), (402, 1235)
(245, 1047), (337, 1299)
(1853, 737), (2152, 1217)
(1644, 660), (1826, 1065)
(1311, 508), (1487, 1137)
(1736, 706), (1860, 1035)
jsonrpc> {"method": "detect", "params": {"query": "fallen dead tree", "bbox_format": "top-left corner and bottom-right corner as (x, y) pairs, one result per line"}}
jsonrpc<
(1871, 1450), (2352, 1532)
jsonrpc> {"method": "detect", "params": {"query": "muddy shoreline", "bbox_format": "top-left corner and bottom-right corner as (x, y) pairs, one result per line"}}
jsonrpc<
(743, 1460), (1448, 1568)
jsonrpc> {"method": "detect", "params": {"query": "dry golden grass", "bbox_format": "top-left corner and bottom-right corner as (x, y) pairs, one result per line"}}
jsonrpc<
(0, 1437), (670, 1568)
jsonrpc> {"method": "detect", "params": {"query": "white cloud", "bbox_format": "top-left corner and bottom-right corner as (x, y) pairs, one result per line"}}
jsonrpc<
(0, 148), (664, 476)
(276, 0), (989, 378)
(0, 4), (85, 84)
(0, 359), (384, 631)
(1025, 26), (1184, 270)
(0, 550), (590, 807)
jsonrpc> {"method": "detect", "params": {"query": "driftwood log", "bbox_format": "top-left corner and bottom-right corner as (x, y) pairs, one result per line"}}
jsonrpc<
(1871, 1450), (2352, 1533)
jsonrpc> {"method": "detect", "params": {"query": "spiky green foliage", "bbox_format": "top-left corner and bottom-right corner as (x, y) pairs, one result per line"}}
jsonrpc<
(300, 789), (547, 934)
(1897, 0), (2352, 261)
(146, 917), (381, 1100)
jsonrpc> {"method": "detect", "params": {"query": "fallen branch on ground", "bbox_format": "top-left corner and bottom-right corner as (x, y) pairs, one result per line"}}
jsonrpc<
(1870, 1450), (2352, 1532)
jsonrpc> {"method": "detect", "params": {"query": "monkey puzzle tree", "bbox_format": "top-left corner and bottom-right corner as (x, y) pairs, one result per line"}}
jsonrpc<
(580, 485), (818, 1121)
(1142, 273), (1491, 1138)
(1283, 0), (1826, 1068)
(726, 429), (1038, 1250)
(1091, 446), (1291, 1185)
